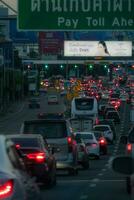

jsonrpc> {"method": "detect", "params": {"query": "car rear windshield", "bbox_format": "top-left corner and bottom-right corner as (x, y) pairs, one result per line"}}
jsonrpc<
(78, 134), (93, 140)
(94, 126), (109, 131)
(10, 138), (39, 147)
(75, 98), (94, 110)
(107, 112), (118, 118)
(93, 132), (102, 139)
(24, 122), (67, 138)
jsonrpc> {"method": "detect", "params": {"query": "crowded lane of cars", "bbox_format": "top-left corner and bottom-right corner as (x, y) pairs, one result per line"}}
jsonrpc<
(0, 75), (134, 200)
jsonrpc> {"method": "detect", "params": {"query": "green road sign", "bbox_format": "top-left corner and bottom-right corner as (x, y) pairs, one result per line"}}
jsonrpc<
(18, 0), (134, 31)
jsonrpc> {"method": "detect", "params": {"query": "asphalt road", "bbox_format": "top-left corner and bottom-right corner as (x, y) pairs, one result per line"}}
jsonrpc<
(0, 95), (132, 200)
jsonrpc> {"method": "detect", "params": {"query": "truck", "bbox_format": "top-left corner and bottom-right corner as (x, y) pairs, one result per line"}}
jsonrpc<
(69, 117), (93, 132)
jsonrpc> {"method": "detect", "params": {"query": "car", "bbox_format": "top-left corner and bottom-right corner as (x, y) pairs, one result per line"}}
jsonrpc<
(47, 95), (58, 104)
(92, 131), (108, 155)
(103, 106), (116, 117)
(74, 133), (89, 169)
(105, 110), (121, 124)
(98, 119), (116, 140)
(37, 113), (65, 119)
(108, 98), (121, 110)
(0, 135), (41, 200)
(110, 155), (134, 195)
(6, 134), (57, 188)
(74, 132), (100, 159)
(93, 124), (114, 144)
(28, 98), (40, 109)
(98, 104), (107, 116)
(119, 126), (134, 194)
(20, 119), (79, 175)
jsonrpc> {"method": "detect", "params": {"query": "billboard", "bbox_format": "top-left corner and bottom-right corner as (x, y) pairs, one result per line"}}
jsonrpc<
(64, 41), (132, 57)
(39, 32), (64, 55)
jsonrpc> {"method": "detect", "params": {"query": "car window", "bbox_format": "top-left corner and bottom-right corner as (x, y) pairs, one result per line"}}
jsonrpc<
(24, 122), (67, 138)
(79, 134), (93, 140)
(10, 138), (39, 147)
(128, 127), (134, 143)
(7, 145), (24, 170)
(94, 126), (109, 131)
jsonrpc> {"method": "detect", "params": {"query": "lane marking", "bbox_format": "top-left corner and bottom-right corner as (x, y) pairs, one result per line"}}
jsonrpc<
(98, 173), (103, 176)
(92, 178), (100, 182)
(102, 169), (107, 172)
(80, 195), (88, 200)
(89, 184), (97, 187)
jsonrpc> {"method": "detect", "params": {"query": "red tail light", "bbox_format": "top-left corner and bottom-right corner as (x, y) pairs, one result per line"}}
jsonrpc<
(67, 137), (73, 153)
(26, 152), (45, 163)
(0, 180), (14, 198)
(127, 143), (132, 153)
(99, 138), (107, 145)
(15, 144), (21, 149)
(67, 136), (72, 144)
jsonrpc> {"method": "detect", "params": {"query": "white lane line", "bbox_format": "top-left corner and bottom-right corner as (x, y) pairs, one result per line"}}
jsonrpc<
(92, 178), (100, 182)
(80, 195), (88, 200)
(98, 173), (103, 176)
(58, 180), (90, 183)
(98, 179), (125, 182)
(102, 169), (107, 172)
(89, 184), (97, 187)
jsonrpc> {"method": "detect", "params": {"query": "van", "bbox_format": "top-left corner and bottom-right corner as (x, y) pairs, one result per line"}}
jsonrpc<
(20, 119), (78, 175)
(71, 97), (98, 124)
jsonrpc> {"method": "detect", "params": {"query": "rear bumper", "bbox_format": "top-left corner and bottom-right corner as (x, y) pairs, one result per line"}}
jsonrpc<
(56, 157), (77, 170)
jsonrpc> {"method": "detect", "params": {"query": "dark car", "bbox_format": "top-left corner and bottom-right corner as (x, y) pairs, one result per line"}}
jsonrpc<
(20, 119), (79, 175)
(98, 119), (116, 140)
(7, 134), (57, 188)
(105, 111), (120, 124)
(29, 98), (40, 108)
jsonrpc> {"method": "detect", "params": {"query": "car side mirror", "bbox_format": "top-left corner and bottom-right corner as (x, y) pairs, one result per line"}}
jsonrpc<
(119, 135), (127, 144)
(111, 156), (133, 175)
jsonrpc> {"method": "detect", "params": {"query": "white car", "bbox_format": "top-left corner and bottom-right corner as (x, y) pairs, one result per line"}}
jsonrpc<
(0, 135), (41, 200)
(47, 95), (58, 104)
(93, 124), (114, 144)
(75, 132), (100, 159)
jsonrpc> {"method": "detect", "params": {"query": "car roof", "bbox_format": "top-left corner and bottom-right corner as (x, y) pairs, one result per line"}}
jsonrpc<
(6, 134), (43, 139)
(93, 124), (110, 128)
(75, 131), (94, 135)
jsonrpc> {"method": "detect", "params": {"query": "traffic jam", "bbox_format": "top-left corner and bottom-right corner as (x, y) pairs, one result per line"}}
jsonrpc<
(0, 72), (134, 200)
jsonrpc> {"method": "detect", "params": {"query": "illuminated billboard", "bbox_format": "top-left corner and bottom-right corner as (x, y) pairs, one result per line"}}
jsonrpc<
(64, 41), (132, 57)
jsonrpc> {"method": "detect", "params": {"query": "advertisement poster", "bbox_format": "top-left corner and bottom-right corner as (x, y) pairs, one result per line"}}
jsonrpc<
(64, 41), (132, 57)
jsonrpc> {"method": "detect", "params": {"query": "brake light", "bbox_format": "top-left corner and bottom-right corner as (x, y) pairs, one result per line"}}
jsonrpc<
(99, 138), (106, 145)
(127, 143), (132, 153)
(67, 136), (72, 144)
(0, 180), (14, 198)
(15, 144), (21, 149)
(26, 152), (45, 163)
(67, 137), (73, 153)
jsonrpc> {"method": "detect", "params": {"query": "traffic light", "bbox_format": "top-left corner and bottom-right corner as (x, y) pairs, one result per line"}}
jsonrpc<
(44, 64), (49, 69)
(88, 64), (93, 70)
(60, 65), (64, 69)
(74, 65), (78, 68)
(104, 64), (108, 69)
